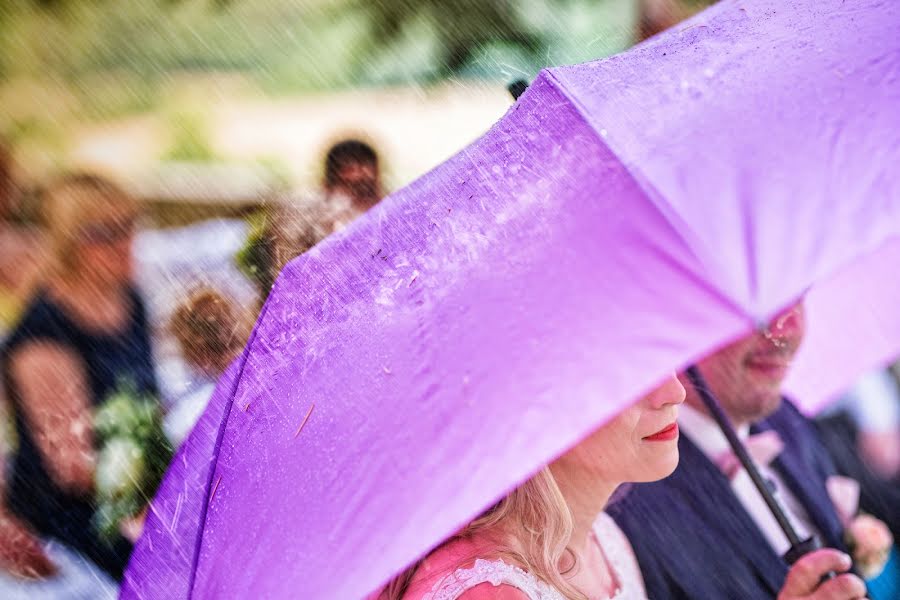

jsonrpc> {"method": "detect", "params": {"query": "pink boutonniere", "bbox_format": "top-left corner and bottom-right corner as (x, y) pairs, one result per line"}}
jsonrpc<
(827, 475), (893, 579)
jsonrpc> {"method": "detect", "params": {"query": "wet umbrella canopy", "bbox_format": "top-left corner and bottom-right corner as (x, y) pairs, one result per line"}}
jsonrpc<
(123, 0), (900, 597)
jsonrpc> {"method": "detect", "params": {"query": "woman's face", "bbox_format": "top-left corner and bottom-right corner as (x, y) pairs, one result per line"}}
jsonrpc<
(74, 212), (136, 286)
(565, 375), (686, 484)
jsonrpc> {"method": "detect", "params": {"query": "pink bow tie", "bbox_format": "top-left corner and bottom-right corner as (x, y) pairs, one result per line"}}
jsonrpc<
(715, 430), (785, 480)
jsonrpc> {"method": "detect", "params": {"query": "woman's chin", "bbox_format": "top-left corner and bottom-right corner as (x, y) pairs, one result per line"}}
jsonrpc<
(634, 450), (680, 483)
(657, 450), (681, 479)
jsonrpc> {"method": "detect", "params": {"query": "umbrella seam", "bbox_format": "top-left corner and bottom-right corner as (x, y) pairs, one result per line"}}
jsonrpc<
(185, 292), (276, 599)
(539, 69), (708, 267)
(539, 68), (750, 319)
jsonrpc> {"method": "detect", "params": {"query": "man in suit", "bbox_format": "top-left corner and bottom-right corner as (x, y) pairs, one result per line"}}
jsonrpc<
(609, 302), (885, 599)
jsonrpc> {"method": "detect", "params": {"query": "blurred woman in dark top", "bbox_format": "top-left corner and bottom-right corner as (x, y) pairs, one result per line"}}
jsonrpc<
(1, 173), (157, 580)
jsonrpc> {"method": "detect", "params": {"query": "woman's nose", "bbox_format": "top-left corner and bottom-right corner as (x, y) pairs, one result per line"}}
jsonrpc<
(646, 374), (685, 409)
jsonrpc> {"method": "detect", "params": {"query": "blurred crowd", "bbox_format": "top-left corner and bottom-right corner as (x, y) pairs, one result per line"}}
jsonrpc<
(0, 127), (899, 599)
(0, 137), (386, 597)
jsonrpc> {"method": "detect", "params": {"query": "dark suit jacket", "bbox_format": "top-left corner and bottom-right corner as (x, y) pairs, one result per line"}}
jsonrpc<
(609, 400), (848, 599)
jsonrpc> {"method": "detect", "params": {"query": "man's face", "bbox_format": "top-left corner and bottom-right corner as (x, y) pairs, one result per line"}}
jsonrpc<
(690, 302), (806, 424)
(330, 161), (379, 208)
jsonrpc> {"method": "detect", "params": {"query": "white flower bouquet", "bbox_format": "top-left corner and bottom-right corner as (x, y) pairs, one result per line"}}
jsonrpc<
(93, 381), (172, 540)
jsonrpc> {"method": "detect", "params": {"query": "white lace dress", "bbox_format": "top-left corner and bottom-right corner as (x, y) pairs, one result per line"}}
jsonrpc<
(422, 513), (646, 600)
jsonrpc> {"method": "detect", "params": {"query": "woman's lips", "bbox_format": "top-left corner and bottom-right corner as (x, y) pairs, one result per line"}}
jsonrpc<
(643, 422), (679, 442)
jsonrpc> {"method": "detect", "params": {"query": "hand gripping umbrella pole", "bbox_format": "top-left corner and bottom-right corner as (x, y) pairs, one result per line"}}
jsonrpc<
(684, 366), (833, 573)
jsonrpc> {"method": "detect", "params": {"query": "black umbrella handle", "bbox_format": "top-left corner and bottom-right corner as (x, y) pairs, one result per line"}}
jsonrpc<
(685, 366), (802, 546)
(685, 366), (839, 583)
(784, 536), (837, 582)
(783, 536), (822, 564)
(684, 367), (840, 582)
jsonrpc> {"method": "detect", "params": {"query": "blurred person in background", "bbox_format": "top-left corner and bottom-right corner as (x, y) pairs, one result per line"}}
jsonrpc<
(237, 192), (352, 305)
(163, 287), (248, 446)
(0, 513), (117, 600)
(0, 140), (45, 338)
(0, 436), (63, 591)
(0, 140), (74, 593)
(238, 139), (385, 306)
(0, 173), (157, 583)
(131, 216), (258, 406)
(638, 0), (686, 40)
(323, 138), (384, 215)
(816, 366), (900, 599)
(817, 366), (900, 482)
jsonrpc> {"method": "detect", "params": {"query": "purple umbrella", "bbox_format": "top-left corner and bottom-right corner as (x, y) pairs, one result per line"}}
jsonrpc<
(786, 238), (900, 409)
(123, 0), (900, 597)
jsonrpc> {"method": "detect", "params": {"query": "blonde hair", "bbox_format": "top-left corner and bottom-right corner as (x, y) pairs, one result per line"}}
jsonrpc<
(380, 467), (587, 600)
(40, 172), (138, 280)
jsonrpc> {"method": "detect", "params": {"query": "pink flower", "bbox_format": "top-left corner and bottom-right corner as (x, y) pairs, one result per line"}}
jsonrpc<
(846, 513), (893, 579)
(826, 476), (860, 527)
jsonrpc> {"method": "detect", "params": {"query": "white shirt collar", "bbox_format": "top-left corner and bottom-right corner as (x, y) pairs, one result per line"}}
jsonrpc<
(678, 403), (751, 460)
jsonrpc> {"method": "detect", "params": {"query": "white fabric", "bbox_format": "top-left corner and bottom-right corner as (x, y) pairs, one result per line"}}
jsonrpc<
(163, 379), (216, 447)
(679, 404), (818, 556)
(423, 513), (646, 600)
(0, 541), (118, 600)
(133, 219), (256, 327)
(593, 512), (647, 600)
(714, 430), (784, 479)
(839, 369), (900, 433)
(423, 558), (563, 600)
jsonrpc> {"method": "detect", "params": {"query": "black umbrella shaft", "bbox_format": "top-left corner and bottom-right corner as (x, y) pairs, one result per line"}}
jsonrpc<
(685, 366), (803, 547)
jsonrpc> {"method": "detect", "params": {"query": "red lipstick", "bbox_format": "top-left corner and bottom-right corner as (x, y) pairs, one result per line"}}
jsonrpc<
(643, 423), (679, 442)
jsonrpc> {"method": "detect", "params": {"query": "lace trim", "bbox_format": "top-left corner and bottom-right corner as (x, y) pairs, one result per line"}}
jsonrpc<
(423, 515), (644, 600)
(423, 558), (565, 600)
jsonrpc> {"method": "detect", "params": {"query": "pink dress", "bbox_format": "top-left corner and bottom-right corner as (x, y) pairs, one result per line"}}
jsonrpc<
(410, 513), (647, 600)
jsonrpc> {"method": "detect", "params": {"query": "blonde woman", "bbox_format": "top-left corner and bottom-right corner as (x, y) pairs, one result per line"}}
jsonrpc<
(380, 376), (866, 600)
(0, 173), (157, 581)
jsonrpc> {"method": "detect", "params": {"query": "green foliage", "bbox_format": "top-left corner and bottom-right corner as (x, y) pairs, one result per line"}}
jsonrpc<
(235, 209), (275, 299)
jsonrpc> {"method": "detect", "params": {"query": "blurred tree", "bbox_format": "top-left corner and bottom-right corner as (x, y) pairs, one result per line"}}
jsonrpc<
(0, 1), (643, 94)
(354, 0), (546, 76)
(0, 0), (709, 169)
